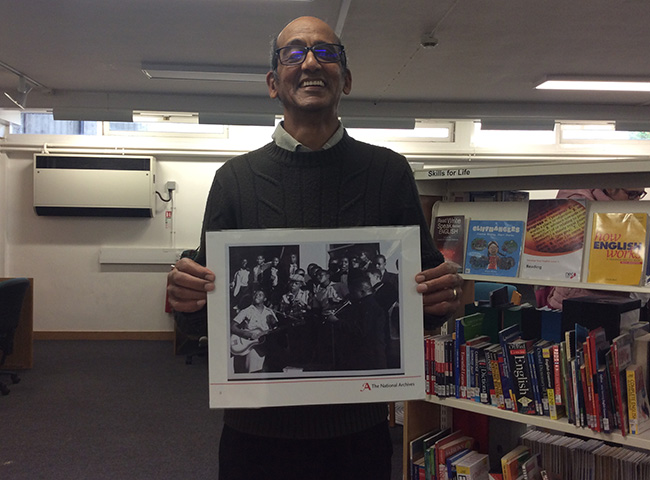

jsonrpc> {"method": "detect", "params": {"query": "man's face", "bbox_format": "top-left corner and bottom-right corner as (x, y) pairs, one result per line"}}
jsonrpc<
(267, 17), (352, 116)
(376, 257), (386, 272)
(253, 291), (266, 305)
(272, 257), (280, 267)
(256, 256), (264, 265)
(317, 270), (330, 285)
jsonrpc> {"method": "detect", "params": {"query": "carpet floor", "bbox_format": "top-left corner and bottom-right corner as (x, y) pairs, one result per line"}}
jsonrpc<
(0, 340), (403, 479)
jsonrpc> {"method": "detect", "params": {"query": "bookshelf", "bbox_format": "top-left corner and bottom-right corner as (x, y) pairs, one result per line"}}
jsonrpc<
(404, 158), (650, 479)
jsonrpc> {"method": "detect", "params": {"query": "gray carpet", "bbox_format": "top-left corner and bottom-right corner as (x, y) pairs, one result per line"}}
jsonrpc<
(0, 341), (404, 480)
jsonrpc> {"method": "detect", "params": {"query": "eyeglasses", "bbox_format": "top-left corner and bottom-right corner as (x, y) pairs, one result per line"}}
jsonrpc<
(275, 43), (346, 66)
(624, 189), (647, 200)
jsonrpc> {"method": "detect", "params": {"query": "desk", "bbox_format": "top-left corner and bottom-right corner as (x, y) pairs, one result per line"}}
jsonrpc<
(2, 277), (33, 369)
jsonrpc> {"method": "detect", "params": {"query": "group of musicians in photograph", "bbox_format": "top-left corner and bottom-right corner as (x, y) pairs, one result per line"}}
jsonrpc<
(228, 250), (400, 374)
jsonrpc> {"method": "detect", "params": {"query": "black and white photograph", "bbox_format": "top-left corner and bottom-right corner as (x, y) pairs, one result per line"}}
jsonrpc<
(206, 226), (426, 408)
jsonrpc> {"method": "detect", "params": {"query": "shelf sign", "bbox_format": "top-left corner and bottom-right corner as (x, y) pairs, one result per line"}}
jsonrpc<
(423, 168), (498, 179)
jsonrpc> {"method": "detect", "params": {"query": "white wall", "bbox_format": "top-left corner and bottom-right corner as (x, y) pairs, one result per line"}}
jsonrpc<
(4, 150), (225, 333)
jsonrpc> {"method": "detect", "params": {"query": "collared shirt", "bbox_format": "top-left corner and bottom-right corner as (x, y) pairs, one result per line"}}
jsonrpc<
(272, 121), (345, 152)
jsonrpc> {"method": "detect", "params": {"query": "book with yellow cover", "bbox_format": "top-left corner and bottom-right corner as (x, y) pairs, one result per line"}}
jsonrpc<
(587, 212), (648, 286)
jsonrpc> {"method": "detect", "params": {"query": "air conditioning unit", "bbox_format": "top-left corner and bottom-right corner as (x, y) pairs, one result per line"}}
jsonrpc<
(33, 154), (156, 217)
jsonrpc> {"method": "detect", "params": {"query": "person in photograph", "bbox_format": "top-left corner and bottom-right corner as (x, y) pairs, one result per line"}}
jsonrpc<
(167, 15), (463, 480)
(251, 254), (269, 291)
(358, 250), (373, 271)
(262, 256), (282, 308)
(313, 266), (349, 317)
(284, 253), (300, 278)
(230, 289), (279, 373)
(339, 256), (350, 285)
(280, 274), (312, 322)
(326, 272), (388, 371)
(374, 254), (398, 290)
(229, 258), (250, 311)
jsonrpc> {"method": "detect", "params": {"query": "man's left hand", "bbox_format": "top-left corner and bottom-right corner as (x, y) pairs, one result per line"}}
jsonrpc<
(415, 262), (463, 317)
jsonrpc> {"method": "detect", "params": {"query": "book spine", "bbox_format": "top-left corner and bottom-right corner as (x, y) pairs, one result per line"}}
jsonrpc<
(446, 337), (454, 397)
(537, 345), (551, 416)
(551, 344), (566, 419)
(500, 337), (516, 411)
(454, 317), (463, 399)
(508, 342), (537, 415)
(424, 336), (431, 396)
(596, 367), (612, 433)
(460, 344), (467, 399)
(611, 342), (627, 436)
(559, 341), (573, 424)
(627, 368), (638, 434)
(478, 347), (490, 404)
(527, 350), (544, 416)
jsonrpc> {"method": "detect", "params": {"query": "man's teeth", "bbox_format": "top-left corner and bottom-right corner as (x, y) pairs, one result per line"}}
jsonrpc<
(302, 80), (324, 87)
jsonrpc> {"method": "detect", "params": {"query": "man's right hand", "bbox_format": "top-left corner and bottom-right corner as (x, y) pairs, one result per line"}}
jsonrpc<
(167, 257), (215, 312)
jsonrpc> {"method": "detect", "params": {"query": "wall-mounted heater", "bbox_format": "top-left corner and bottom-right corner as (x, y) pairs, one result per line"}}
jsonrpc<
(33, 154), (156, 217)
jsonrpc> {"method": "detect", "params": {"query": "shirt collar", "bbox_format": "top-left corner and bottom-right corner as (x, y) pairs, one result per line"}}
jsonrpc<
(272, 121), (345, 152)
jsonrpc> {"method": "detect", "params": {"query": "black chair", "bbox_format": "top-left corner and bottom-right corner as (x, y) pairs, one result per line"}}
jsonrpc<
(0, 277), (30, 395)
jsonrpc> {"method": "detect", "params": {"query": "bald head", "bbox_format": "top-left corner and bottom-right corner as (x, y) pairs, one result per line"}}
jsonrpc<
(270, 16), (347, 72)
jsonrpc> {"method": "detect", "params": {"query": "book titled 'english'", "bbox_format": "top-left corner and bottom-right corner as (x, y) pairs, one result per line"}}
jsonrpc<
(587, 212), (649, 286)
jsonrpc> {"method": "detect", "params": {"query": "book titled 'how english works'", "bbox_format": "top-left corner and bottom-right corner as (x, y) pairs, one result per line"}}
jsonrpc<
(587, 212), (649, 286)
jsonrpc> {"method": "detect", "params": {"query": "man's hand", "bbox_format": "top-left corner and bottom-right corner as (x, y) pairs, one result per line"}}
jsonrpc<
(415, 262), (463, 317)
(167, 257), (215, 312)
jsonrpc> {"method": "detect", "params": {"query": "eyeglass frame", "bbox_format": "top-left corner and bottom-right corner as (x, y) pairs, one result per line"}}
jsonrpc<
(274, 43), (347, 68)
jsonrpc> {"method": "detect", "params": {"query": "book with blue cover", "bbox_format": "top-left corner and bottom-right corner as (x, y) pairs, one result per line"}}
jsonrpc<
(464, 220), (525, 277)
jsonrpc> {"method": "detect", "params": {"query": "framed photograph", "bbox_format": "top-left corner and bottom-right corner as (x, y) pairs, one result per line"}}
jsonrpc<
(206, 225), (426, 408)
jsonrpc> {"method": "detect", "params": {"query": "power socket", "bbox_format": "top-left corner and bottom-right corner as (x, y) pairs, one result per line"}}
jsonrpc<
(165, 181), (177, 192)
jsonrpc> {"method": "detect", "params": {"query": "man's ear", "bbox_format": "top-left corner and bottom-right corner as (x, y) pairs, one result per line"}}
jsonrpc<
(343, 69), (352, 95)
(266, 71), (278, 99)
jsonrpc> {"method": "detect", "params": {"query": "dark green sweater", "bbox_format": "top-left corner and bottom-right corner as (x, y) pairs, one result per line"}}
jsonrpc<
(196, 131), (444, 439)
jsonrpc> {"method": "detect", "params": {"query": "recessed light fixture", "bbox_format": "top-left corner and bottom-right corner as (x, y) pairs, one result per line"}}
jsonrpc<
(142, 63), (268, 83)
(536, 76), (650, 92)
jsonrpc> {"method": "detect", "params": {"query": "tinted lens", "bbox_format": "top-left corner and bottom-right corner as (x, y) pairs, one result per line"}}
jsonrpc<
(313, 44), (342, 63)
(279, 46), (307, 65)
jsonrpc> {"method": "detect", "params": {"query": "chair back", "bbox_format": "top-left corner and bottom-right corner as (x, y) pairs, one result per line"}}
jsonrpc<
(0, 278), (30, 362)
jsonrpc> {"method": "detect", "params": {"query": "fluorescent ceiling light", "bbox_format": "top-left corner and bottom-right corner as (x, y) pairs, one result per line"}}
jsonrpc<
(142, 63), (268, 82)
(536, 77), (650, 92)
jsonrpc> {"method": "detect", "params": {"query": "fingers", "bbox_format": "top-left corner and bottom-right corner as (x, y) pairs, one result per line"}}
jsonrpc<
(167, 258), (216, 313)
(415, 263), (463, 295)
(415, 261), (464, 317)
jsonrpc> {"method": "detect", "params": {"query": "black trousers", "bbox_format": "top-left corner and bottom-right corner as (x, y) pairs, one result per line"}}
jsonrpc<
(218, 420), (393, 480)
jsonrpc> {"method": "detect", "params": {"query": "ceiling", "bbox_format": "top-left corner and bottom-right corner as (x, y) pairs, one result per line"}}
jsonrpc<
(2, 0), (650, 125)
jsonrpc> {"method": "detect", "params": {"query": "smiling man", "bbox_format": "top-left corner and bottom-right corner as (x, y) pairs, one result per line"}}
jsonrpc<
(167, 16), (463, 480)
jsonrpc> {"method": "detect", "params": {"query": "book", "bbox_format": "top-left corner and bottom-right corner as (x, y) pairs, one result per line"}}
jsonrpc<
(455, 312), (487, 398)
(587, 212), (648, 285)
(433, 215), (466, 265)
(626, 362), (650, 435)
(435, 433), (476, 480)
(499, 324), (522, 411)
(500, 444), (531, 480)
(423, 428), (452, 480)
(464, 220), (525, 277)
(507, 338), (538, 415)
(455, 451), (489, 480)
(409, 428), (441, 480)
(521, 199), (587, 281)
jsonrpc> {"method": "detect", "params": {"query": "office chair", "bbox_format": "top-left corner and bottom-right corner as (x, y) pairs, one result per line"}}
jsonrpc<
(0, 277), (30, 395)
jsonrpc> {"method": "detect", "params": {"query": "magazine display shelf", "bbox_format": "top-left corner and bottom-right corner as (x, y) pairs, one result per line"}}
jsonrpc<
(402, 158), (650, 479)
